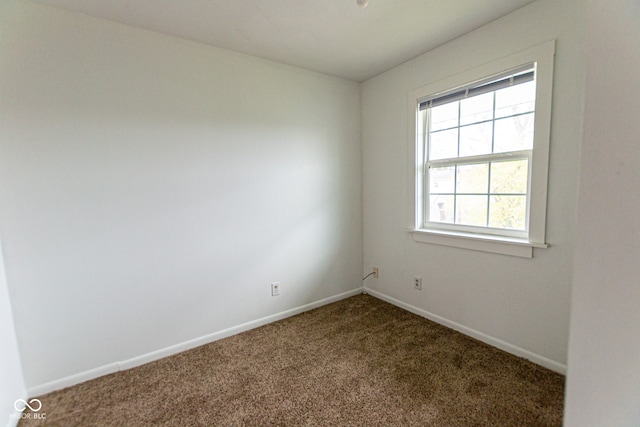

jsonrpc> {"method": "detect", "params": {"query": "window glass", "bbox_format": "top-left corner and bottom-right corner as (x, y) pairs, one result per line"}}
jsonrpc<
(429, 195), (454, 223)
(457, 163), (489, 194)
(459, 122), (493, 157)
(430, 102), (459, 131)
(429, 166), (455, 193)
(429, 129), (458, 160)
(456, 195), (488, 227)
(489, 196), (526, 230)
(495, 81), (536, 118)
(490, 160), (528, 194)
(494, 114), (535, 153)
(460, 93), (493, 125)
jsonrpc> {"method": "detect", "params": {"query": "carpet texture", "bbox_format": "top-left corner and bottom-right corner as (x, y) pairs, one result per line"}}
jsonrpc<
(19, 294), (564, 426)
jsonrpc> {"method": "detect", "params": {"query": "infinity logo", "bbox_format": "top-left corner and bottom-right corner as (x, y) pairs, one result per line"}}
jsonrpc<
(14, 398), (42, 412)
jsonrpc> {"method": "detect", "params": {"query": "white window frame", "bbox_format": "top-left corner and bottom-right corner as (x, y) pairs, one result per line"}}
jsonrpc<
(408, 41), (555, 258)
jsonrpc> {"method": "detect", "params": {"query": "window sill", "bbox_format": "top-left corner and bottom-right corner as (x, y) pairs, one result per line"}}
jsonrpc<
(410, 229), (547, 258)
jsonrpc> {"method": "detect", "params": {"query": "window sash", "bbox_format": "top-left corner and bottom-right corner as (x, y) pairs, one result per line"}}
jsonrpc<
(425, 149), (531, 169)
(421, 150), (532, 238)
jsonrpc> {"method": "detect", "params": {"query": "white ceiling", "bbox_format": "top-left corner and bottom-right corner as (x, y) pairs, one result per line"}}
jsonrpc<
(31, 0), (536, 82)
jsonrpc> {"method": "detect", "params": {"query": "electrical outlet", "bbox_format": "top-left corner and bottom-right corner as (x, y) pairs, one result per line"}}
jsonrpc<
(414, 276), (422, 290)
(271, 282), (280, 296)
(373, 267), (379, 278)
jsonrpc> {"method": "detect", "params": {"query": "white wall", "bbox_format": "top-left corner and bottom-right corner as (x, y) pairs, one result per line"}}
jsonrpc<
(0, 1), (362, 392)
(0, 242), (25, 427)
(361, 0), (585, 372)
(564, 0), (640, 425)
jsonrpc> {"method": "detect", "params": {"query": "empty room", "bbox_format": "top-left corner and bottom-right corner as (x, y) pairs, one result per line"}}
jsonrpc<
(1, 0), (638, 426)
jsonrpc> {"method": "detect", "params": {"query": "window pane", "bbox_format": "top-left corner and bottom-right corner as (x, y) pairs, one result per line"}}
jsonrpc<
(460, 92), (493, 125)
(495, 81), (536, 118)
(457, 163), (488, 194)
(429, 195), (454, 223)
(459, 122), (492, 157)
(490, 160), (528, 194)
(493, 113), (534, 153)
(456, 195), (487, 227)
(489, 195), (526, 230)
(430, 102), (459, 131)
(429, 128), (458, 160)
(429, 166), (455, 193)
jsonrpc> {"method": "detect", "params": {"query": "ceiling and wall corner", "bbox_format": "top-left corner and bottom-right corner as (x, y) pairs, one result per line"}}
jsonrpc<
(28, 0), (537, 82)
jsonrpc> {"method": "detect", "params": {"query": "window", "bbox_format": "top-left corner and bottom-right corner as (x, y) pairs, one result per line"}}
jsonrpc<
(409, 41), (555, 258)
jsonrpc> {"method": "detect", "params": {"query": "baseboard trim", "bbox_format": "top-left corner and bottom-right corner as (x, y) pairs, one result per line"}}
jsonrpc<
(28, 288), (363, 397)
(5, 407), (23, 427)
(364, 288), (566, 375)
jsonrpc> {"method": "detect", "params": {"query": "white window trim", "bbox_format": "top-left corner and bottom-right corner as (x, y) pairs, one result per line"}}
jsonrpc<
(408, 40), (555, 258)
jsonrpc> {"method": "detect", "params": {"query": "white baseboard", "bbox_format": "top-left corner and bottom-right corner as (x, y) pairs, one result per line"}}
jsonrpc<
(27, 286), (562, 398)
(5, 408), (22, 427)
(364, 288), (567, 375)
(28, 288), (363, 397)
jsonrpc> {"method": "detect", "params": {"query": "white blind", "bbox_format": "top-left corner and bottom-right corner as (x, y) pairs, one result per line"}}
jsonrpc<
(419, 65), (535, 110)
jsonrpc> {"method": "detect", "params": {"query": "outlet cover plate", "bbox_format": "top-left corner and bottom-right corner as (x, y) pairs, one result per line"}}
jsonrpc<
(271, 282), (280, 296)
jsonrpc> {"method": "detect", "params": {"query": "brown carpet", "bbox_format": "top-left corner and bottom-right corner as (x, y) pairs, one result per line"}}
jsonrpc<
(19, 294), (564, 426)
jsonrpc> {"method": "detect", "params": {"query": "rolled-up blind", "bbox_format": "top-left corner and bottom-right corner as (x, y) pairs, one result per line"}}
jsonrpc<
(419, 64), (535, 110)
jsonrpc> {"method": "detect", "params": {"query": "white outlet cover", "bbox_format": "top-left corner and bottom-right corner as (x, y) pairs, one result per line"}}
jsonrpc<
(271, 282), (280, 296)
